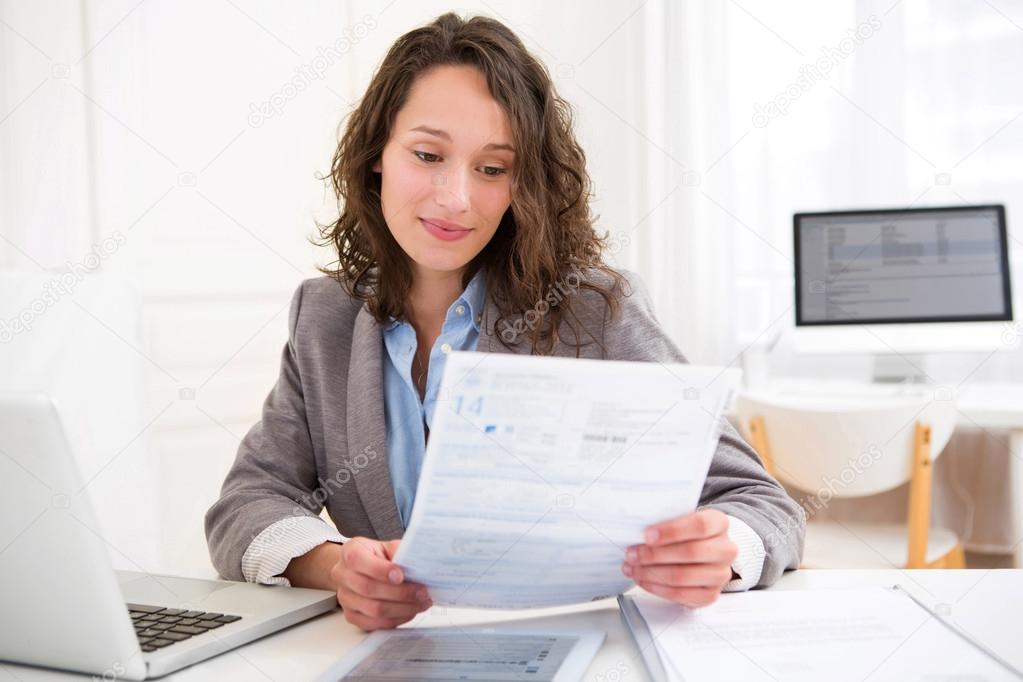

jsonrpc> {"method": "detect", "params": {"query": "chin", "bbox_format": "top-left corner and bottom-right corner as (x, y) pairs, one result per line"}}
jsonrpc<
(410, 249), (475, 274)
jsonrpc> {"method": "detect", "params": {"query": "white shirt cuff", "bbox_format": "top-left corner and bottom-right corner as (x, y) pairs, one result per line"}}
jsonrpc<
(241, 516), (344, 586)
(722, 514), (766, 592)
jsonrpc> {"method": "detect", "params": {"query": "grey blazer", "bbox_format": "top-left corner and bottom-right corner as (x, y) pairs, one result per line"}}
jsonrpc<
(205, 269), (805, 586)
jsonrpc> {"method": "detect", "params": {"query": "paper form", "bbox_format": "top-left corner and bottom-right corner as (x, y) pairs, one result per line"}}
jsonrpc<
(630, 588), (1022, 681)
(393, 351), (738, 609)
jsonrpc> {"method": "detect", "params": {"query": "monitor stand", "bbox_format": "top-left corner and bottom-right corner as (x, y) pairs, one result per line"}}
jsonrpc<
(872, 353), (929, 384)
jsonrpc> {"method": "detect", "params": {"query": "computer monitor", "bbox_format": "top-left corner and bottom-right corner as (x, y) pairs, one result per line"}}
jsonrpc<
(791, 205), (1014, 379)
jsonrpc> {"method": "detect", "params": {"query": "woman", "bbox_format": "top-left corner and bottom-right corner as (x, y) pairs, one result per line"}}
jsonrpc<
(206, 12), (804, 632)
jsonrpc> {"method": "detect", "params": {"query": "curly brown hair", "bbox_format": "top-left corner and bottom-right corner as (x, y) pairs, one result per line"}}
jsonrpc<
(318, 11), (625, 354)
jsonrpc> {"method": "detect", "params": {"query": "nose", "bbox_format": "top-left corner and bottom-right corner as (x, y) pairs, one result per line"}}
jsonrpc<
(433, 163), (471, 213)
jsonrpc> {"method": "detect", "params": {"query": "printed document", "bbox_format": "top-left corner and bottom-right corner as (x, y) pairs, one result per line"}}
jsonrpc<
(393, 351), (737, 608)
(623, 587), (1022, 681)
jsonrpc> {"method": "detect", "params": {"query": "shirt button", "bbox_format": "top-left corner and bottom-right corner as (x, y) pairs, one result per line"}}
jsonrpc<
(454, 304), (465, 315)
(441, 343), (452, 354)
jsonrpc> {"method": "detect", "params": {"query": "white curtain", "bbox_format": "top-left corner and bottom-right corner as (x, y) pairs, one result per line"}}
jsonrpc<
(626, 0), (739, 365)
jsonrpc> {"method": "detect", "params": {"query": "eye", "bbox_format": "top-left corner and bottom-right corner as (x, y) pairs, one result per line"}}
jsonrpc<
(413, 149), (507, 178)
(413, 150), (441, 163)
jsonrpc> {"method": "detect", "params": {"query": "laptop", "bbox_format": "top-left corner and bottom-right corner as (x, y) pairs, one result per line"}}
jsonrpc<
(0, 393), (338, 679)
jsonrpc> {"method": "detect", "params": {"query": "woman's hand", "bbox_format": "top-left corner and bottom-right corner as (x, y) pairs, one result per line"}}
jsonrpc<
(330, 537), (433, 631)
(621, 509), (738, 608)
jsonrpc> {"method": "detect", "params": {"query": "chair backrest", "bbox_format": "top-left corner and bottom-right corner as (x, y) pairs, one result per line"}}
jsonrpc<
(733, 390), (956, 498)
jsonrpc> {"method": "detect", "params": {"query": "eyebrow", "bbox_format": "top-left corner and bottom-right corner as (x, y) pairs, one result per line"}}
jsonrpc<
(408, 125), (515, 153)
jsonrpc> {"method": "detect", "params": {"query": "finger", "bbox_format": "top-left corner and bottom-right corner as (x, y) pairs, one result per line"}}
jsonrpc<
(638, 581), (721, 608)
(345, 540), (406, 585)
(342, 606), (414, 632)
(627, 537), (738, 566)
(623, 562), (733, 588)
(644, 509), (729, 546)
(341, 568), (431, 603)
(338, 586), (430, 621)
(381, 539), (402, 560)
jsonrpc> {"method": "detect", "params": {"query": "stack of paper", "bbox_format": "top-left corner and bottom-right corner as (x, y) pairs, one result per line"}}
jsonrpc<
(620, 588), (1022, 681)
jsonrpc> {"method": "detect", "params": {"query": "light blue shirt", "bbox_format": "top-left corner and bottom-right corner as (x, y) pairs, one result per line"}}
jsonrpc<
(382, 268), (487, 528)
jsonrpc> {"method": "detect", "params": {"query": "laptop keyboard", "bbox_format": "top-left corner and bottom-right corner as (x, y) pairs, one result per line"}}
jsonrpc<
(127, 603), (242, 652)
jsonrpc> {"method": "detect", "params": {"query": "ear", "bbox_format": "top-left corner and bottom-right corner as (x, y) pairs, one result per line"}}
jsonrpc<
(372, 157), (382, 173)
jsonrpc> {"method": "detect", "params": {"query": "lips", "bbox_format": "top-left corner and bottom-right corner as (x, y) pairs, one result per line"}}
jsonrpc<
(422, 217), (470, 231)
(420, 218), (473, 242)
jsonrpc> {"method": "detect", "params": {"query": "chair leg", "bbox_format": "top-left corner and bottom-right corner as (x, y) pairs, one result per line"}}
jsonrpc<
(906, 422), (933, 569)
(924, 543), (966, 569)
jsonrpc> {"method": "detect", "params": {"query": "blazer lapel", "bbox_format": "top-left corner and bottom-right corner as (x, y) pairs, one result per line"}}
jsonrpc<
(477, 288), (606, 359)
(478, 294), (530, 355)
(347, 304), (404, 540)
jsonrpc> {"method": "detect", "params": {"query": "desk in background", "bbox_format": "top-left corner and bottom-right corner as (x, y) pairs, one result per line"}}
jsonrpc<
(728, 379), (1023, 568)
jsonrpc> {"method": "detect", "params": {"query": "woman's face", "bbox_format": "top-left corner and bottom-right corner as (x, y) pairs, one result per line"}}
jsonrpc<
(373, 65), (515, 278)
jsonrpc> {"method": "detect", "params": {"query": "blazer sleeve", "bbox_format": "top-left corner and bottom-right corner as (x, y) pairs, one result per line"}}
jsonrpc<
(600, 270), (805, 587)
(204, 281), (327, 580)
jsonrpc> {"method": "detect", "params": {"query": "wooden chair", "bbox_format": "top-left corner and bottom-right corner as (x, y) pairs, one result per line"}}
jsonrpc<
(734, 392), (964, 569)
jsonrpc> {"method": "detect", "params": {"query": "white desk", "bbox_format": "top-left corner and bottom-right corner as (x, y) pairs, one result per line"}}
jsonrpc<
(757, 379), (1023, 430)
(956, 381), (1023, 430)
(957, 383), (1023, 571)
(3, 569), (1021, 680)
(732, 378), (1023, 567)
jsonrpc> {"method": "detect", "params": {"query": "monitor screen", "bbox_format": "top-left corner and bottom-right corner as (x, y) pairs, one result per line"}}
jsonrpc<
(794, 205), (1012, 326)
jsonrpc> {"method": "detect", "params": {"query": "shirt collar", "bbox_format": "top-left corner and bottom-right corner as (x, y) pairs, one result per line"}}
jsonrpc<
(458, 267), (487, 333)
(383, 267), (487, 333)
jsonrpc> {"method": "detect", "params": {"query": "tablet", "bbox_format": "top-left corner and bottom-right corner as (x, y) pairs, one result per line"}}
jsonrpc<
(314, 627), (605, 681)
